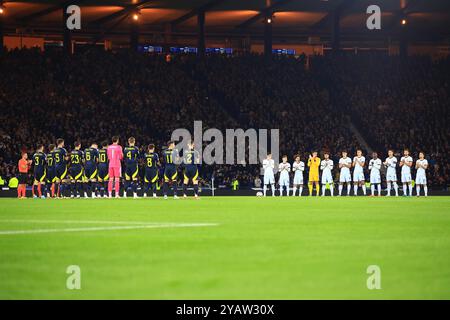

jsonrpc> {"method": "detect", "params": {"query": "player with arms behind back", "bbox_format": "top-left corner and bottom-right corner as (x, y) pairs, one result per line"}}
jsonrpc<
(32, 144), (46, 199)
(368, 152), (382, 196)
(400, 149), (413, 196)
(384, 149), (399, 196)
(123, 137), (140, 198)
(69, 141), (84, 198)
(183, 142), (201, 199)
(415, 151), (428, 197)
(107, 136), (123, 198)
(338, 151), (352, 196)
(163, 141), (179, 199)
(320, 152), (334, 196)
(97, 141), (109, 198)
(84, 142), (99, 198)
(46, 144), (56, 198)
(54, 138), (69, 198)
(143, 144), (159, 198)
(278, 155), (291, 196)
(292, 155), (305, 196)
(262, 153), (275, 197)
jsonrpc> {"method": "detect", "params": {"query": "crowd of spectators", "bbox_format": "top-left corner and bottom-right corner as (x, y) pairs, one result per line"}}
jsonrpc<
(0, 48), (448, 189)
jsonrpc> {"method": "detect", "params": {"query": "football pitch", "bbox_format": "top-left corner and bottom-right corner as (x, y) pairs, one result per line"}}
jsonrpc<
(0, 196), (449, 300)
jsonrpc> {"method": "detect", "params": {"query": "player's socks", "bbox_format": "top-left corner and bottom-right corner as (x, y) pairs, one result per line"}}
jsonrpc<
(393, 182), (399, 196)
(353, 185), (358, 196)
(163, 183), (169, 196)
(115, 180), (120, 197)
(299, 186), (303, 196)
(330, 185), (334, 196)
(377, 184), (381, 196)
(371, 185), (375, 196)
(263, 185), (267, 196)
(132, 181), (138, 194)
(182, 183), (187, 196)
(424, 186), (428, 196)
(32, 185), (36, 197)
(77, 182), (83, 197)
(270, 184), (275, 196)
(416, 186), (420, 196)
(279, 187), (283, 196)
(408, 184), (413, 196)
(322, 185), (326, 196)
(386, 182), (391, 196)
(347, 184), (351, 196)
(362, 185), (367, 195)
(315, 185), (320, 196)
(308, 184), (313, 196)
(37, 184), (42, 197)
(172, 182), (177, 196)
(292, 187), (297, 196)
(194, 184), (199, 196)
(338, 184), (343, 196)
(403, 184), (407, 196)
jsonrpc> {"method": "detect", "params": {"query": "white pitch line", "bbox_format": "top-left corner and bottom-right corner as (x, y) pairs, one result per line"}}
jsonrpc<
(0, 223), (218, 235)
(0, 219), (193, 225)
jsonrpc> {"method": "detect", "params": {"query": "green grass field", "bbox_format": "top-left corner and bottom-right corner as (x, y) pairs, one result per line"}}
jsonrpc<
(0, 196), (449, 300)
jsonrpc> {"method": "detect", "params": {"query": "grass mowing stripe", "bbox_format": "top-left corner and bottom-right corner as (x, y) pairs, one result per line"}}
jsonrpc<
(0, 223), (219, 235)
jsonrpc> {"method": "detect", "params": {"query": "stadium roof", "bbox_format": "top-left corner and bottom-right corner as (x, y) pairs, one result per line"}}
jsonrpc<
(1, 0), (450, 45)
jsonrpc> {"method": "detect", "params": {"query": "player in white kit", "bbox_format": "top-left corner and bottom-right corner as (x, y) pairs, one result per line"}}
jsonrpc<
(320, 152), (334, 196)
(338, 151), (352, 196)
(400, 149), (413, 196)
(278, 155), (291, 196)
(262, 153), (276, 196)
(352, 149), (366, 196)
(383, 149), (399, 196)
(368, 152), (382, 196)
(292, 155), (305, 196)
(415, 151), (428, 197)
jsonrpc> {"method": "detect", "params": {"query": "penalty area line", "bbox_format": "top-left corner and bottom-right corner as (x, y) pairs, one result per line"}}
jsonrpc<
(0, 223), (219, 235)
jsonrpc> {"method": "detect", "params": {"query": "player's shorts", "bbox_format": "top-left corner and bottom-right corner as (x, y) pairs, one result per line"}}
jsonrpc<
(321, 172), (333, 184)
(55, 164), (68, 180)
(308, 171), (319, 182)
(84, 164), (98, 180)
(69, 166), (84, 181)
(293, 173), (303, 185)
(145, 168), (159, 184)
(164, 165), (178, 182)
(108, 166), (121, 179)
(401, 172), (412, 183)
(353, 171), (365, 182)
(386, 169), (397, 182)
(125, 164), (139, 180)
(264, 173), (275, 185)
(416, 173), (427, 185)
(370, 173), (381, 184)
(47, 167), (56, 183)
(18, 173), (27, 184)
(184, 166), (199, 182)
(34, 167), (46, 183)
(279, 175), (290, 186)
(339, 171), (352, 183)
(98, 165), (109, 182)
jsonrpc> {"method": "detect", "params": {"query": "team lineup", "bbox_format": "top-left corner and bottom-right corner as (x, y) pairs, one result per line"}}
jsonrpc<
(19, 136), (200, 200)
(19, 134), (429, 200)
(262, 149), (429, 197)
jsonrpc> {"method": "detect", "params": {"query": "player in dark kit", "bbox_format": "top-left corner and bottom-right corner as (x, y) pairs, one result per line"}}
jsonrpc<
(97, 141), (109, 198)
(163, 141), (179, 199)
(46, 144), (56, 198)
(84, 142), (99, 198)
(143, 144), (160, 198)
(123, 137), (140, 198)
(32, 144), (47, 199)
(54, 138), (69, 198)
(183, 142), (200, 199)
(69, 142), (84, 198)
